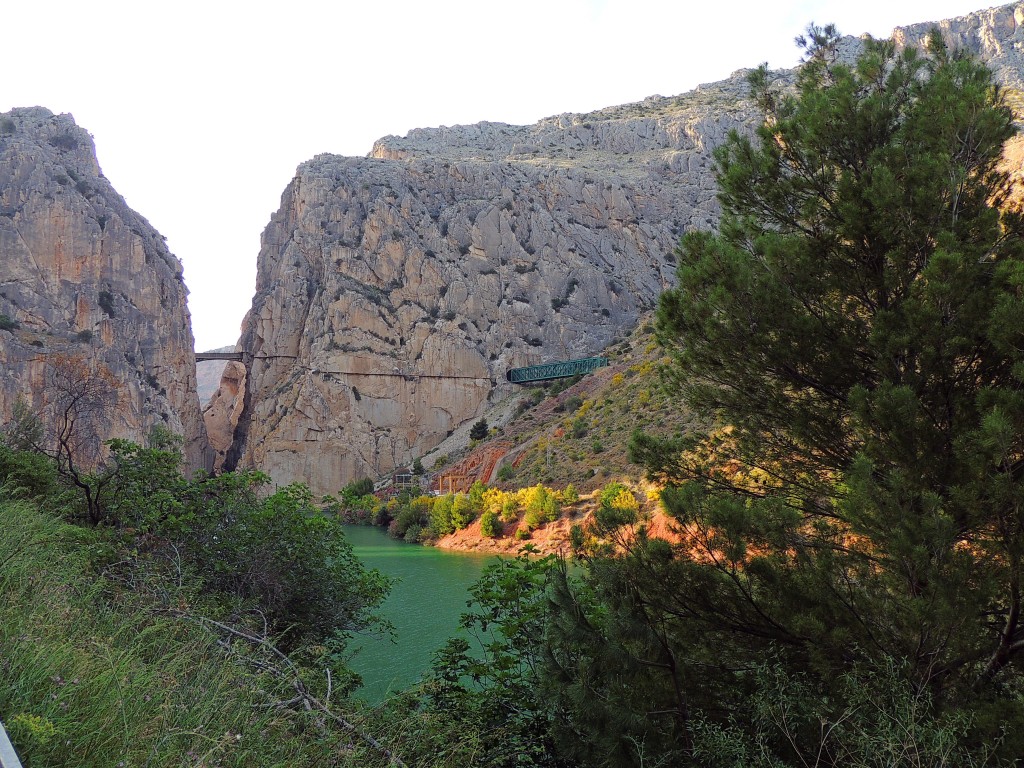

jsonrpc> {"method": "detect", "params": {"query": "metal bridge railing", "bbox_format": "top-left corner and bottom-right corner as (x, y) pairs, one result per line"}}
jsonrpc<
(0, 719), (24, 768)
(505, 356), (609, 384)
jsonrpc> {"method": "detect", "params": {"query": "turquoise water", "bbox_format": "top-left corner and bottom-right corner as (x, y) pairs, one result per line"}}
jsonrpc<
(343, 525), (499, 701)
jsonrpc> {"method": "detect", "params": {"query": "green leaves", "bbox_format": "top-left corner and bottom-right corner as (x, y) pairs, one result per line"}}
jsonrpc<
(617, 25), (1024, 765)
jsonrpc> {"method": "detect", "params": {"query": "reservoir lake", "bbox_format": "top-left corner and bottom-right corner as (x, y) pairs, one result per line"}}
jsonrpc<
(343, 525), (499, 701)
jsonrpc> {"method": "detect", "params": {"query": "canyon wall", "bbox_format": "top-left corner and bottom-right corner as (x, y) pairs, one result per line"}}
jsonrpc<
(0, 107), (209, 470)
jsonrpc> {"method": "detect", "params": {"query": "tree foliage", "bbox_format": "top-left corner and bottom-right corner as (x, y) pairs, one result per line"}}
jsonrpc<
(42, 354), (120, 524)
(470, 418), (489, 441)
(567, 28), (1024, 764)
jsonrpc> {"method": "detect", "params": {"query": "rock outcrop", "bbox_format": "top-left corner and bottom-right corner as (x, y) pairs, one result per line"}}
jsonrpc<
(203, 360), (245, 472)
(0, 107), (209, 470)
(215, 2), (1024, 497)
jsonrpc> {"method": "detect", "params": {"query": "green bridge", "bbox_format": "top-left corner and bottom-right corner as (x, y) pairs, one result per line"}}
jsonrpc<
(505, 356), (609, 384)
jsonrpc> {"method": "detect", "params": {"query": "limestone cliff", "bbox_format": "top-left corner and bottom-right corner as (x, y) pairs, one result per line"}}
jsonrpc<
(219, 76), (760, 494)
(219, 2), (1024, 497)
(0, 107), (209, 470)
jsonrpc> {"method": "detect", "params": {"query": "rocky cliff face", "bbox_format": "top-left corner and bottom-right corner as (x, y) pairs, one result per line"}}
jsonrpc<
(219, 78), (761, 494)
(218, 2), (1024, 497)
(0, 107), (209, 470)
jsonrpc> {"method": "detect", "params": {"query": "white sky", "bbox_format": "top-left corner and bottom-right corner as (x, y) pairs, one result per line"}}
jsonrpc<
(2, 0), (1000, 350)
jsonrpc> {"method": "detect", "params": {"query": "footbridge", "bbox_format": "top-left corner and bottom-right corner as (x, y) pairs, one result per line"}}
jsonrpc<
(505, 356), (609, 384)
(195, 351), (244, 362)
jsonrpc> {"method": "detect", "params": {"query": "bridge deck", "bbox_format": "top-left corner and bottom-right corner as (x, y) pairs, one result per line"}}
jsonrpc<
(506, 356), (609, 384)
(195, 351), (243, 362)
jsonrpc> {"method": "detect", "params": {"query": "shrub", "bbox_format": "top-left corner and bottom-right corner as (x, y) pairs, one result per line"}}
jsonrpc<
(343, 476), (374, 499)
(562, 483), (579, 504)
(468, 480), (486, 510)
(595, 481), (639, 528)
(497, 463), (515, 482)
(389, 495), (430, 540)
(0, 314), (19, 331)
(430, 493), (456, 536)
(0, 443), (60, 501)
(451, 493), (475, 529)
(520, 485), (559, 530)
(469, 418), (489, 441)
(76, 329), (93, 343)
(500, 494), (519, 523)
(480, 508), (502, 538)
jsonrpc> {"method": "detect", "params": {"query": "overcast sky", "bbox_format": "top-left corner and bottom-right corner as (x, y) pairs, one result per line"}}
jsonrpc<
(1, 0), (1001, 350)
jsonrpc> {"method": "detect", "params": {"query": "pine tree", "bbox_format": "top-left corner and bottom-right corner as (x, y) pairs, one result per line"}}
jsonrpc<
(470, 418), (489, 441)
(548, 28), (1024, 765)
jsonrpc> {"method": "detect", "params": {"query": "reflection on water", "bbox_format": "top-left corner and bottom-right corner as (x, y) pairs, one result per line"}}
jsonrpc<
(343, 525), (498, 701)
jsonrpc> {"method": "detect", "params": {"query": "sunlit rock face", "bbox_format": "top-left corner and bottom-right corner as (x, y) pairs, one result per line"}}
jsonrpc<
(221, 81), (763, 495)
(218, 2), (1024, 496)
(0, 107), (209, 471)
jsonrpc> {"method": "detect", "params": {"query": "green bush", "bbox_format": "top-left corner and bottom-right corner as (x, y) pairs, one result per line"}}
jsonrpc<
(562, 483), (579, 504)
(0, 442), (61, 501)
(342, 475), (374, 499)
(94, 442), (390, 648)
(430, 493), (456, 535)
(388, 495), (430, 539)
(0, 496), (359, 767)
(469, 418), (489, 441)
(480, 508), (502, 538)
(0, 313), (19, 331)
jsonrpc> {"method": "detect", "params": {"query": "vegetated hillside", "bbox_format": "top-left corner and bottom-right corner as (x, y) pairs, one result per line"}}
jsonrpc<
(0, 107), (209, 471)
(440, 316), (694, 494)
(400, 316), (695, 554)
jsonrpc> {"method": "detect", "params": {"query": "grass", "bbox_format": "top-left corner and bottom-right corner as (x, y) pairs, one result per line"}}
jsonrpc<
(0, 496), (359, 767)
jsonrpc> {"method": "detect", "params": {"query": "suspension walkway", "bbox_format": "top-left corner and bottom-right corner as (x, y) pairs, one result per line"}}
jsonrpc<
(505, 356), (609, 384)
(196, 352), (609, 385)
(195, 351), (244, 362)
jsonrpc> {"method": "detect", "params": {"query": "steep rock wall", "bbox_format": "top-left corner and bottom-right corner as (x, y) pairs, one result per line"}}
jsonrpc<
(222, 2), (1024, 496)
(0, 107), (209, 470)
(223, 79), (760, 494)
